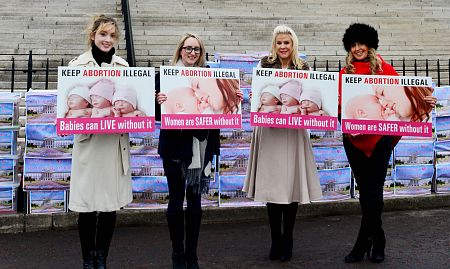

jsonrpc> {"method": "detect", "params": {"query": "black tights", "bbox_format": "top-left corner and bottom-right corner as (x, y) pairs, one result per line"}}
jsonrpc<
(78, 211), (116, 259)
(343, 136), (393, 245)
(163, 159), (202, 215)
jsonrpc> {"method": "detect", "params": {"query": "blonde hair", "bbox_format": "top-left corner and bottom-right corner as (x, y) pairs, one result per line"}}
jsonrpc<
(268, 25), (305, 69)
(86, 15), (120, 48)
(344, 47), (382, 74)
(171, 33), (206, 67)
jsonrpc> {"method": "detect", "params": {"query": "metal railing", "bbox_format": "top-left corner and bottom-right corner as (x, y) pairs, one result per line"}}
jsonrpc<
(121, 0), (136, 67)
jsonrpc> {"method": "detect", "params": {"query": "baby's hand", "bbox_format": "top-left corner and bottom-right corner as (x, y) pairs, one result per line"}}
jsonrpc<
(157, 93), (167, 104)
(280, 105), (288, 114)
(382, 107), (396, 119)
(112, 107), (121, 117)
(299, 107), (307, 115)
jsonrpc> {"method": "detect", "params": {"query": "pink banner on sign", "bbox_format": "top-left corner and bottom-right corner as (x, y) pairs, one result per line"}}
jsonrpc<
(161, 114), (241, 129)
(56, 117), (155, 135)
(250, 112), (337, 130)
(341, 119), (432, 137)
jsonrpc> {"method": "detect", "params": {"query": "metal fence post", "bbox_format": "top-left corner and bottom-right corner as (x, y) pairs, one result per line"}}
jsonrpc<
(26, 50), (33, 91)
(10, 57), (15, 93)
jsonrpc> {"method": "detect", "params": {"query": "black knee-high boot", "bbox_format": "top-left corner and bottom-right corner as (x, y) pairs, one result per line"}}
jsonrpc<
(345, 196), (372, 263)
(78, 212), (97, 269)
(369, 198), (385, 263)
(280, 202), (298, 262)
(167, 212), (186, 269)
(95, 211), (116, 269)
(266, 203), (282, 260)
(185, 211), (202, 269)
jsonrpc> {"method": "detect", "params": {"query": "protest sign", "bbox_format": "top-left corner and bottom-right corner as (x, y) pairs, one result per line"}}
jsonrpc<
(160, 66), (241, 129)
(341, 75), (433, 136)
(56, 67), (155, 134)
(250, 68), (338, 130)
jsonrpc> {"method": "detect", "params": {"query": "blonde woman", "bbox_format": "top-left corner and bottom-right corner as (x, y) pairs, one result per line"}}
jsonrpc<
(243, 25), (322, 263)
(68, 15), (131, 269)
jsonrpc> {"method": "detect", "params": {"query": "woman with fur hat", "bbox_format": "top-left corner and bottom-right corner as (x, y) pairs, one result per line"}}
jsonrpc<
(243, 25), (322, 263)
(68, 15), (132, 269)
(339, 23), (435, 264)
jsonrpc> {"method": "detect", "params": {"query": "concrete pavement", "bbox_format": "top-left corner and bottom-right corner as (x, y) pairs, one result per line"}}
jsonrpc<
(0, 200), (450, 268)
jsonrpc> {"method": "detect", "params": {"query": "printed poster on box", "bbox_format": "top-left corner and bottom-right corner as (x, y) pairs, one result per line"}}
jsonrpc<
(56, 67), (155, 134)
(341, 75), (433, 136)
(160, 66), (241, 129)
(250, 68), (338, 130)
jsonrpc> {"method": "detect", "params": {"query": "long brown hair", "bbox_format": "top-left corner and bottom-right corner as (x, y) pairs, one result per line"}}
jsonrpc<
(404, 86), (434, 122)
(215, 79), (240, 114)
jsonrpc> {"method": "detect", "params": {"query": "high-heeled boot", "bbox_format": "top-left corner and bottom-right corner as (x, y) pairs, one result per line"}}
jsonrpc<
(167, 212), (186, 269)
(185, 210), (202, 269)
(344, 226), (372, 263)
(95, 211), (116, 269)
(78, 212), (97, 269)
(280, 202), (298, 262)
(370, 201), (385, 263)
(345, 197), (372, 263)
(266, 203), (282, 260)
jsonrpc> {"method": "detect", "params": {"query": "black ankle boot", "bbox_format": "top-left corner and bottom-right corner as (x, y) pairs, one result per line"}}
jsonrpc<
(96, 250), (107, 269)
(370, 229), (385, 263)
(279, 235), (293, 262)
(172, 252), (187, 269)
(185, 211), (202, 269)
(82, 250), (96, 269)
(344, 237), (372, 263)
(167, 212), (186, 269)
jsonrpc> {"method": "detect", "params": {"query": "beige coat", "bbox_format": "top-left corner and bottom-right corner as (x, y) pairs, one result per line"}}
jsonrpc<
(243, 58), (322, 204)
(243, 127), (322, 204)
(68, 50), (132, 212)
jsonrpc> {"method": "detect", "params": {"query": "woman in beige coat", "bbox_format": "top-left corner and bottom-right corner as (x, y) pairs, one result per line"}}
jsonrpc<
(68, 15), (132, 269)
(243, 25), (322, 262)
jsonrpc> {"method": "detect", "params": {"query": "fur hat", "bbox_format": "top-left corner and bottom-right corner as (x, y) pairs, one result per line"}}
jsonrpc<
(112, 86), (137, 109)
(89, 78), (114, 101)
(68, 85), (91, 104)
(342, 23), (379, 52)
(279, 80), (302, 101)
(300, 87), (322, 109)
(260, 84), (281, 101)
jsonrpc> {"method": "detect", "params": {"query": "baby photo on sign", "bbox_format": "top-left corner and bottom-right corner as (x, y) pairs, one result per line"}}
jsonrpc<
(253, 79), (331, 116)
(58, 78), (148, 119)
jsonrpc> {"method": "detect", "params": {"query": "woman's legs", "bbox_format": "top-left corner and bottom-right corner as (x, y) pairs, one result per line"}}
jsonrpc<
(96, 211), (117, 269)
(78, 212), (97, 269)
(185, 186), (202, 269)
(266, 203), (282, 260)
(164, 159), (187, 269)
(281, 202), (298, 262)
(343, 136), (392, 263)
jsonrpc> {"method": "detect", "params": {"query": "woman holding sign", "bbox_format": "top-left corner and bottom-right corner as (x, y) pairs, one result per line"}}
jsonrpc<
(156, 33), (220, 269)
(68, 15), (132, 269)
(244, 25), (322, 263)
(339, 23), (435, 264)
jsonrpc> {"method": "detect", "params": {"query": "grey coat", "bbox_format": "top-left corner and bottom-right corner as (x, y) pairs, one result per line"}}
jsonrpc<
(68, 50), (132, 212)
